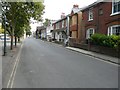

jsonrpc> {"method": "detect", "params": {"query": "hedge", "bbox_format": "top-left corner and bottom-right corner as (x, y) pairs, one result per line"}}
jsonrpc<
(90, 34), (120, 50)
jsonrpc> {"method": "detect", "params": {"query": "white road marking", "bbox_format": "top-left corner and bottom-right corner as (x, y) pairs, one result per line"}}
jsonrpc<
(7, 44), (23, 88)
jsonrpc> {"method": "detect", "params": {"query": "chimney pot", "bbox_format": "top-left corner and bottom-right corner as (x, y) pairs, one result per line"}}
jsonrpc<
(73, 4), (79, 8)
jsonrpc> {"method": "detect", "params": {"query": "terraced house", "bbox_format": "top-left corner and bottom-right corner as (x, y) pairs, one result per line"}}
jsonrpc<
(81, 0), (120, 43)
(69, 5), (83, 46)
(52, 13), (69, 43)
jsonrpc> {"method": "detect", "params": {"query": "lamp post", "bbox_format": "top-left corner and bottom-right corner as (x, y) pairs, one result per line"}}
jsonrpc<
(2, 2), (10, 56)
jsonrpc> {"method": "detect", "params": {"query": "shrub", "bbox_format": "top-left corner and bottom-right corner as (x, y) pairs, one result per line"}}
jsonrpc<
(90, 33), (120, 49)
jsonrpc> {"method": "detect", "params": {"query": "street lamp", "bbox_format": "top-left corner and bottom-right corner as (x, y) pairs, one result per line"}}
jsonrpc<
(2, 2), (10, 56)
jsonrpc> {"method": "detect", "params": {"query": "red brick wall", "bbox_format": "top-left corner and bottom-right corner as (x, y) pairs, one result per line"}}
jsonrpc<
(82, 2), (120, 40)
(59, 21), (62, 28)
(53, 24), (56, 30)
(64, 19), (67, 28)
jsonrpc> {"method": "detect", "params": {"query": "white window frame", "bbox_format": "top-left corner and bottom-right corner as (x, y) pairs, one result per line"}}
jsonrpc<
(86, 28), (94, 39)
(111, 0), (120, 16)
(108, 25), (120, 36)
(88, 8), (93, 21)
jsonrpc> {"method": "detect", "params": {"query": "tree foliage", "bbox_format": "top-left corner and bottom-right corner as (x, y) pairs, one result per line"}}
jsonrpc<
(1, 1), (44, 48)
(0, 24), (4, 33)
(43, 18), (50, 27)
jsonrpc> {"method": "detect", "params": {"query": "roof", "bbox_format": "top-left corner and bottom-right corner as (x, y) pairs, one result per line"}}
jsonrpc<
(36, 26), (46, 31)
(51, 27), (67, 33)
(81, 0), (104, 11)
(53, 14), (70, 24)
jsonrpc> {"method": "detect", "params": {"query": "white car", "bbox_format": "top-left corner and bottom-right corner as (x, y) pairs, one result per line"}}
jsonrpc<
(0, 36), (11, 42)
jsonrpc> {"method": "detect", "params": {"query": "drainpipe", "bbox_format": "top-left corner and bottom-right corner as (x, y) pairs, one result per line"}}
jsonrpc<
(76, 13), (79, 39)
(67, 16), (70, 38)
(97, 3), (100, 33)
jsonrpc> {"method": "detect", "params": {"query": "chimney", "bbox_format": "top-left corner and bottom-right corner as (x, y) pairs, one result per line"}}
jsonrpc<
(73, 4), (79, 8)
(61, 13), (65, 19)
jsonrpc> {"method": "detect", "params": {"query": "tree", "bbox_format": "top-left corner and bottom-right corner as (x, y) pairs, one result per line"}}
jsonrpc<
(0, 24), (4, 34)
(43, 18), (50, 27)
(2, 1), (44, 49)
(25, 25), (32, 36)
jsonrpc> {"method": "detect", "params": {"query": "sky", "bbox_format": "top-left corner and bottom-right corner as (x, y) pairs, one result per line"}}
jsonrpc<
(43, 0), (97, 20)
(31, 0), (97, 31)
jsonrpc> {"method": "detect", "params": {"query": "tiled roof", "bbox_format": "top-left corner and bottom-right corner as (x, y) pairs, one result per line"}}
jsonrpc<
(81, 0), (104, 11)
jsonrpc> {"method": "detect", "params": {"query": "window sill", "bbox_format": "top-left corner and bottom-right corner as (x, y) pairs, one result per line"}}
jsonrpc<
(110, 12), (120, 16)
(88, 19), (93, 21)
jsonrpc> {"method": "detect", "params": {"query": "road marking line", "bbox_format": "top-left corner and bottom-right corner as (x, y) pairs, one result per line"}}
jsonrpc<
(10, 55), (20, 88)
(7, 44), (23, 88)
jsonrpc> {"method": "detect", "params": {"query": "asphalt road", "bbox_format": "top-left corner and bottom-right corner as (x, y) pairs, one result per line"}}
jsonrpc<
(0, 41), (2, 89)
(9, 38), (118, 88)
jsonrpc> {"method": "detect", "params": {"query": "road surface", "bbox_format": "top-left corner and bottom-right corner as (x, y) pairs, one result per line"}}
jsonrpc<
(4, 38), (119, 88)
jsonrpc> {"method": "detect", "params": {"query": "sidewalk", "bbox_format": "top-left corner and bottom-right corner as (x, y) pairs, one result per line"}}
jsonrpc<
(2, 42), (22, 88)
(66, 47), (119, 65)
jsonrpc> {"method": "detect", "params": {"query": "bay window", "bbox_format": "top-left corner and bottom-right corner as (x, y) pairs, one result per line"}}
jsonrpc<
(108, 25), (120, 35)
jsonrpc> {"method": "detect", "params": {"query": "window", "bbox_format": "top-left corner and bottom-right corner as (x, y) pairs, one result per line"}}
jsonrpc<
(88, 8), (93, 21)
(112, 0), (120, 14)
(99, 9), (103, 15)
(108, 25), (120, 35)
(86, 28), (94, 39)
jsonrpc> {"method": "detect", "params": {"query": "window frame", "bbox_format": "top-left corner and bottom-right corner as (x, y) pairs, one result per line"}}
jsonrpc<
(111, 0), (120, 16)
(86, 28), (95, 39)
(108, 25), (120, 36)
(88, 8), (93, 21)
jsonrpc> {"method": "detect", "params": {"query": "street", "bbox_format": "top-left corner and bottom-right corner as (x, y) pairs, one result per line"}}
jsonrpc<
(0, 41), (2, 89)
(4, 38), (118, 88)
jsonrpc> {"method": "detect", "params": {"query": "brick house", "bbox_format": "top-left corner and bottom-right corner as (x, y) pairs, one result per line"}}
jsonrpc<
(81, 1), (120, 43)
(52, 13), (69, 43)
(69, 5), (83, 45)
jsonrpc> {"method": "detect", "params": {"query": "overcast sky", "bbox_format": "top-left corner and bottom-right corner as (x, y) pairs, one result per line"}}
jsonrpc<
(31, 0), (97, 31)
(43, 0), (97, 20)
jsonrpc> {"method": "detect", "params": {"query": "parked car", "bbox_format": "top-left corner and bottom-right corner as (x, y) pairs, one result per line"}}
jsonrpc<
(0, 36), (11, 42)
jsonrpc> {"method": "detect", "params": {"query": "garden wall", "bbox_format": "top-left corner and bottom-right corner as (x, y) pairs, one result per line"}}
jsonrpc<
(70, 42), (120, 58)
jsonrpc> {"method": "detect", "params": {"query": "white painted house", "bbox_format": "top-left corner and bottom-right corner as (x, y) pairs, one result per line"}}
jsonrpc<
(46, 20), (56, 41)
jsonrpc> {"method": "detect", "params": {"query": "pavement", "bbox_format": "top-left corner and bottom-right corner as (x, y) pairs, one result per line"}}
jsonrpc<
(66, 47), (119, 65)
(0, 41), (2, 89)
(2, 40), (23, 88)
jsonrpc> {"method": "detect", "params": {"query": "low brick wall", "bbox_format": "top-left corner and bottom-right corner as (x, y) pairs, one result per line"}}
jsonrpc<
(90, 45), (119, 58)
(69, 42), (120, 58)
(73, 43), (88, 50)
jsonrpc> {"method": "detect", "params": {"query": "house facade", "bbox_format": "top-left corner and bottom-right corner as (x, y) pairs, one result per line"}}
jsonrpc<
(52, 14), (69, 43)
(82, 1), (120, 43)
(46, 20), (56, 41)
(69, 5), (83, 45)
(36, 26), (46, 39)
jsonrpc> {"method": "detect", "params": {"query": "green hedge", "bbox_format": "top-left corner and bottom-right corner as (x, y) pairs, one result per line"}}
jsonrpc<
(90, 34), (120, 50)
